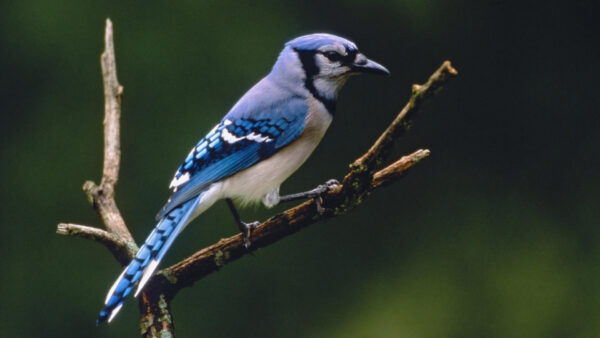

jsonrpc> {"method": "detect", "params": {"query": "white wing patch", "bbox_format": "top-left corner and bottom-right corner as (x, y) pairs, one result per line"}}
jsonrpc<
(169, 172), (190, 190)
(169, 118), (277, 191)
(221, 128), (273, 144)
(221, 119), (273, 144)
(221, 128), (246, 143)
(247, 132), (272, 142)
(207, 123), (220, 135)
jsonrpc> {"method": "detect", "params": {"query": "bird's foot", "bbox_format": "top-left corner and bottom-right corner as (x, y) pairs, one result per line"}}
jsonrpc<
(312, 179), (341, 215)
(239, 220), (260, 249)
(278, 179), (341, 215)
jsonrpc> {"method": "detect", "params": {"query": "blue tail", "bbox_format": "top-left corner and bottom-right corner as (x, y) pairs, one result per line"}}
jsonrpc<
(97, 196), (201, 324)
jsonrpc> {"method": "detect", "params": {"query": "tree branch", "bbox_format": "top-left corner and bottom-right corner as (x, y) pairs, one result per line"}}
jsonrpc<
(85, 18), (134, 245)
(59, 18), (136, 260)
(57, 18), (458, 337)
(372, 149), (431, 188)
(352, 61), (457, 172)
(147, 62), (457, 298)
(145, 148), (432, 297)
(57, 223), (135, 266)
(100, 18), (123, 188)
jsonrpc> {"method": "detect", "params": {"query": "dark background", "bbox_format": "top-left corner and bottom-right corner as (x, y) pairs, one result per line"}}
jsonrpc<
(1, 1), (599, 337)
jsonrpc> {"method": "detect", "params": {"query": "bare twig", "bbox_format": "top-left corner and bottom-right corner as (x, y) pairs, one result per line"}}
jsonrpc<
(74, 18), (135, 252)
(57, 223), (135, 265)
(100, 18), (123, 187)
(372, 149), (431, 188)
(59, 19), (134, 257)
(351, 61), (457, 173)
(57, 18), (458, 337)
(334, 61), (458, 215)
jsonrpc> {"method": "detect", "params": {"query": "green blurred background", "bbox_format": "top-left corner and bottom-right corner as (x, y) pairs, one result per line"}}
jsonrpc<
(1, 0), (599, 337)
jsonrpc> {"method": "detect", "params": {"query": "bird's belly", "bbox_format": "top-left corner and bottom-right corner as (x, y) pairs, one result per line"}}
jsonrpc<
(221, 98), (332, 205)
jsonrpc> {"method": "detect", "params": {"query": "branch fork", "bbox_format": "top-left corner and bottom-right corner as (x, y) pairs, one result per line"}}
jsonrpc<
(57, 19), (457, 337)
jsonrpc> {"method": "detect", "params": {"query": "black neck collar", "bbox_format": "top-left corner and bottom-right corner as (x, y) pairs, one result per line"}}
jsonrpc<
(294, 49), (336, 115)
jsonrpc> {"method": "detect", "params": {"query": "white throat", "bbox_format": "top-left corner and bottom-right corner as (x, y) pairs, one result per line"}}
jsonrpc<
(312, 76), (348, 101)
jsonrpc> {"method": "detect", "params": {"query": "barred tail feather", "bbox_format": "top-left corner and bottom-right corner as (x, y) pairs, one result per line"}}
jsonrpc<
(96, 196), (201, 324)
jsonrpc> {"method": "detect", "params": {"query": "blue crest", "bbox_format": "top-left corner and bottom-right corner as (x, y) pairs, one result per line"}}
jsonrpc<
(285, 33), (358, 52)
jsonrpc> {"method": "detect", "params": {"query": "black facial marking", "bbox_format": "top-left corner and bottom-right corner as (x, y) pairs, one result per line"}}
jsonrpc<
(294, 48), (336, 114)
(343, 49), (357, 65)
(320, 48), (357, 66)
(323, 51), (343, 62)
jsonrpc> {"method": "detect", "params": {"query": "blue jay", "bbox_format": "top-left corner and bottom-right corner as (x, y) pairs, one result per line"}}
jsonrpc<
(97, 33), (389, 324)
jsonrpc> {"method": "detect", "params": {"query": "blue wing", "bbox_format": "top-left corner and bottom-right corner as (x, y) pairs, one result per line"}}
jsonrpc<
(157, 93), (307, 219)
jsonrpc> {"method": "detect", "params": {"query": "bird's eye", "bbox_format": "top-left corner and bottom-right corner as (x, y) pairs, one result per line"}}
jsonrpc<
(322, 51), (343, 62)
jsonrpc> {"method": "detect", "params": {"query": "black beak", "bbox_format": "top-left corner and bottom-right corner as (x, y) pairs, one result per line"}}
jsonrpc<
(351, 53), (390, 75)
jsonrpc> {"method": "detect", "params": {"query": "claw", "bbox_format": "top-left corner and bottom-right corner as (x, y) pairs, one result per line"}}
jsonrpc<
(313, 178), (340, 215)
(226, 198), (262, 249)
(315, 196), (325, 215)
(278, 178), (342, 215)
(314, 179), (341, 196)
(240, 221), (260, 249)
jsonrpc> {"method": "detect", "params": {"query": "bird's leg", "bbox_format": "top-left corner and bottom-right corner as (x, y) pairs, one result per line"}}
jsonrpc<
(279, 179), (340, 214)
(226, 198), (260, 249)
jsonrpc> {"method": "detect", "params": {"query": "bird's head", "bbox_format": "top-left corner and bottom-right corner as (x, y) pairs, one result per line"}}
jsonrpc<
(269, 33), (389, 111)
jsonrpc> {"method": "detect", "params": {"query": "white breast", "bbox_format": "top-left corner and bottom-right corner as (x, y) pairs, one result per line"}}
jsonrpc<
(220, 97), (333, 206)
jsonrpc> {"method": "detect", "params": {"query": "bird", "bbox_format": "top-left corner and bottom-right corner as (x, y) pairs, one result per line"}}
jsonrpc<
(97, 33), (389, 324)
